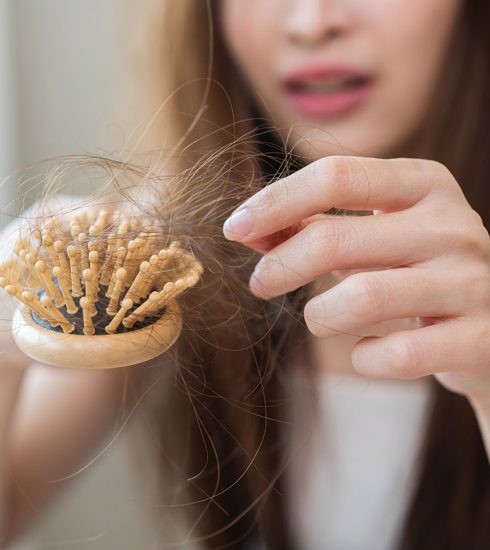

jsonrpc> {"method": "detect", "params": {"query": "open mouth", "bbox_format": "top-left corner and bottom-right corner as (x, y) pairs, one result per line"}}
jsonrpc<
(282, 69), (374, 118)
(285, 75), (371, 95)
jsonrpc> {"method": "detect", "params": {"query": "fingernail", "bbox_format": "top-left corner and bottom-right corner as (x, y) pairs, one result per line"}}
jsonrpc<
(223, 208), (252, 241)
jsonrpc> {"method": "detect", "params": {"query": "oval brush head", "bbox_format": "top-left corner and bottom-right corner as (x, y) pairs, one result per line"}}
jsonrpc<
(2, 208), (203, 369)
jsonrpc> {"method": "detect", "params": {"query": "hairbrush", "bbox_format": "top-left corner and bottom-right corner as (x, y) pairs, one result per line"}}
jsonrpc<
(0, 208), (202, 369)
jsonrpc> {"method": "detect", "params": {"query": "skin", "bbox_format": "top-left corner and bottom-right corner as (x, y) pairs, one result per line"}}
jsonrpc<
(221, 0), (463, 159)
(220, 0), (490, 458)
(0, 3), (487, 543)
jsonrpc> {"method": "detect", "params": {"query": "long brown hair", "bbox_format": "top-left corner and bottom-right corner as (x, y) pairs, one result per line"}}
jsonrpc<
(130, 0), (490, 548)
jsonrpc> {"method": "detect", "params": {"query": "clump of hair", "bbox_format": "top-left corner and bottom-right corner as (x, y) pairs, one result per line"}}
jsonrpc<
(2, 139), (308, 548)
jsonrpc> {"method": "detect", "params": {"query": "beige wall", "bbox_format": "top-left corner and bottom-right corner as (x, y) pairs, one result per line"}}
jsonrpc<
(0, 0), (18, 226)
(0, 0), (141, 221)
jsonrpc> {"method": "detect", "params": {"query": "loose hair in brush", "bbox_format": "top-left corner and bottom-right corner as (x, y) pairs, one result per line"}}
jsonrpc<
(0, 141), (308, 546)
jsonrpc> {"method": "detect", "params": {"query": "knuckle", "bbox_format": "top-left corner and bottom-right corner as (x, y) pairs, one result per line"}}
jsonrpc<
(314, 155), (353, 190)
(464, 264), (490, 308)
(301, 221), (343, 265)
(468, 212), (490, 258)
(344, 274), (385, 323)
(326, 155), (352, 179)
(256, 253), (281, 283)
(425, 159), (452, 182)
(450, 217), (490, 259)
(301, 217), (360, 264)
(410, 159), (456, 198)
(420, 202), (490, 262)
(429, 160), (462, 195)
(390, 337), (427, 377)
(425, 159), (449, 177)
(467, 208), (486, 231)
(473, 319), (490, 365)
(300, 223), (327, 261)
(314, 155), (375, 208)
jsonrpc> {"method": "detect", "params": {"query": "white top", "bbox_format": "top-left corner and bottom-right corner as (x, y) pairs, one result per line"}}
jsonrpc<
(286, 370), (433, 550)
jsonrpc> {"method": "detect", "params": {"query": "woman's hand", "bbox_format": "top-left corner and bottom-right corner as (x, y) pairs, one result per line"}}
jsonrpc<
(222, 156), (490, 403)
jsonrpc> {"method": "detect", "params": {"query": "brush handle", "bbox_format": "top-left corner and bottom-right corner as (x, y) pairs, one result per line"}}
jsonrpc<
(11, 301), (182, 369)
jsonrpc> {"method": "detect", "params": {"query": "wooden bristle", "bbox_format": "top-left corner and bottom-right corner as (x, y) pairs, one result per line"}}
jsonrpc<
(54, 240), (71, 288)
(24, 251), (39, 270)
(70, 224), (81, 238)
(115, 218), (130, 248)
(94, 209), (109, 232)
(106, 246), (127, 298)
(125, 261), (150, 304)
(82, 269), (97, 316)
(99, 234), (117, 286)
(122, 239), (143, 285)
(35, 261), (64, 308)
(53, 266), (78, 314)
(20, 290), (53, 325)
(138, 255), (160, 301)
(40, 295), (75, 334)
(67, 245), (83, 297)
(41, 227), (58, 267)
(122, 291), (160, 329)
(5, 208), (202, 336)
(89, 250), (100, 277)
(80, 297), (95, 335)
(5, 284), (22, 300)
(78, 232), (89, 273)
(105, 298), (132, 334)
(106, 267), (127, 317)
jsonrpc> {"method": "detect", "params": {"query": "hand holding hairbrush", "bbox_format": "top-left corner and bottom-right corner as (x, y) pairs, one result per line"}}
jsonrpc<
(0, 208), (202, 369)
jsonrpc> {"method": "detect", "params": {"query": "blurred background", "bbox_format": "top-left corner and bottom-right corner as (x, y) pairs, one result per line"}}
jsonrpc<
(1, 1), (164, 548)
(0, 0), (143, 227)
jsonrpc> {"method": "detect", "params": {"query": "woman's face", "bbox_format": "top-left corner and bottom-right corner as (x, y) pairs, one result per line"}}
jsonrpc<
(220, 0), (462, 160)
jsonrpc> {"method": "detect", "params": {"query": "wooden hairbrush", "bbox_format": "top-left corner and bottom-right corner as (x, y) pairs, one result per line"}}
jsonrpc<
(1, 208), (202, 369)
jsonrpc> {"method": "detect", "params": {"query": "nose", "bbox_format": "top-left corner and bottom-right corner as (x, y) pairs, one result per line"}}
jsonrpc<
(283, 0), (354, 47)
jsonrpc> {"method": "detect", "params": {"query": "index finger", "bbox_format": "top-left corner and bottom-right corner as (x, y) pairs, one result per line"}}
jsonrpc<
(223, 156), (453, 242)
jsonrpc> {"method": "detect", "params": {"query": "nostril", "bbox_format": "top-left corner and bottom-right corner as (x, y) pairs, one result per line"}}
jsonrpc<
(284, 5), (352, 48)
(326, 27), (343, 41)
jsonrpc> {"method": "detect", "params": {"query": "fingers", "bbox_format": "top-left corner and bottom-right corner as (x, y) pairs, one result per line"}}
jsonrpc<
(223, 156), (459, 242)
(303, 267), (482, 339)
(351, 317), (488, 380)
(243, 214), (327, 254)
(248, 212), (438, 298)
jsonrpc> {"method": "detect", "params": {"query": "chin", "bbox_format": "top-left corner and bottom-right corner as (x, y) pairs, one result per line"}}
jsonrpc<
(276, 105), (412, 161)
(283, 124), (392, 161)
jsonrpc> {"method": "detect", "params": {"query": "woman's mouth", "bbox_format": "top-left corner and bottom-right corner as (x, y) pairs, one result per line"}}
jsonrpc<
(283, 66), (374, 120)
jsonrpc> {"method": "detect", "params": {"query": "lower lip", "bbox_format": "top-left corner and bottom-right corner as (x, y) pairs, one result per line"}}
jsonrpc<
(284, 80), (373, 120)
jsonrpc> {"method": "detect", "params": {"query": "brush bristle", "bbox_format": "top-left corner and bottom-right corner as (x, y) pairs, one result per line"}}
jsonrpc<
(1, 208), (203, 335)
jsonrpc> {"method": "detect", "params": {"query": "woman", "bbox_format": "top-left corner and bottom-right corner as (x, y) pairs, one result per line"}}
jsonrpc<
(1, 0), (490, 548)
(138, 1), (490, 546)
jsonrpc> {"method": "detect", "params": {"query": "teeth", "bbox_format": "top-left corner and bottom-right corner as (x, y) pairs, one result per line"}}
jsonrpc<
(295, 79), (354, 94)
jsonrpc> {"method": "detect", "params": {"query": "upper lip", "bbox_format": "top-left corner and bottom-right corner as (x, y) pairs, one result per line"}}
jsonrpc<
(282, 63), (373, 89)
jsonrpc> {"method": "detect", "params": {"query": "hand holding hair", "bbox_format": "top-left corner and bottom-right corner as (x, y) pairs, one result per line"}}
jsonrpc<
(224, 156), (490, 410)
